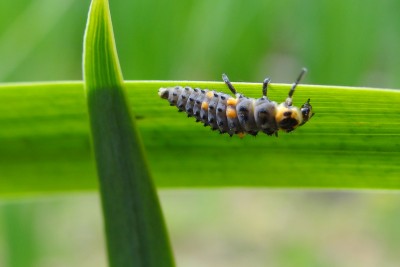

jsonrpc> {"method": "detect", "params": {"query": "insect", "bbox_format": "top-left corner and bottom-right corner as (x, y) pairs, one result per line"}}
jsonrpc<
(158, 68), (314, 137)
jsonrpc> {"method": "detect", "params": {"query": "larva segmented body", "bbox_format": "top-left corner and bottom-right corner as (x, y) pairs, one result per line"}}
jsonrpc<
(159, 69), (314, 137)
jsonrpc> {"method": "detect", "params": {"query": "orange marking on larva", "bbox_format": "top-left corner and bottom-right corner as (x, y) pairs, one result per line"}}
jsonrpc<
(226, 107), (237, 119)
(291, 110), (299, 120)
(227, 98), (238, 106)
(201, 101), (209, 110)
(275, 110), (284, 123)
(206, 91), (214, 99)
(237, 132), (246, 139)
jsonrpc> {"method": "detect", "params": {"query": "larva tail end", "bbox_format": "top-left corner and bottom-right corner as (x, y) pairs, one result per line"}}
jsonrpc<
(158, 88), (169, 99)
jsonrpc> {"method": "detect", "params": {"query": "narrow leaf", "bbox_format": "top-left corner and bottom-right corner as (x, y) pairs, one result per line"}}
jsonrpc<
(0, 81), (399, 193)
(83, 0), (175, 266)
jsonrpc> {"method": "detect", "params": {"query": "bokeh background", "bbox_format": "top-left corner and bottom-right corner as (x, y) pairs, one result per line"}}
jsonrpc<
(1, 0), (400, 266)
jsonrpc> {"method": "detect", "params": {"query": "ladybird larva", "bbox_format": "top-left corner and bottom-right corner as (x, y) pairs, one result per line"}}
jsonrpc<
(159, 68), (314, 137)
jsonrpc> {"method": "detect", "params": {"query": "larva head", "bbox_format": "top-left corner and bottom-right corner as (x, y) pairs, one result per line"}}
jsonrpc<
(299, 99), (314, 126)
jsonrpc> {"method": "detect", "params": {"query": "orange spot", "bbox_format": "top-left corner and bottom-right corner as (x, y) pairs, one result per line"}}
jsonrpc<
(275, 110), (284, 123)
(237, 132), (245, 139)
(275, 106), (302, 131)
(201, 101), (209, 110)
(227, 98), (238, 106)
(206, 91), (214, 99)
(291, 110), (299, 120)
(226, 107), (237, 119)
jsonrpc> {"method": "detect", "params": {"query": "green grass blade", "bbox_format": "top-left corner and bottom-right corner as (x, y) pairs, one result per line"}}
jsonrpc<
(1, 203), (38, 267)
(83, 0), (175, 266)
(0, 81), (399, 194)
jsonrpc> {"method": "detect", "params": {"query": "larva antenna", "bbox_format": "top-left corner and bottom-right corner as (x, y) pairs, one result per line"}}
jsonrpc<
(286, 68), (307, 106)
(222, 73), (237, 95)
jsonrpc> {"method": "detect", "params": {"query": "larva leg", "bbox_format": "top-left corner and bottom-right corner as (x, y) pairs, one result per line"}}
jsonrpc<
(262, 78), (271, 97)
(222, 73), (237, 95)
(286, 68), (307, 106)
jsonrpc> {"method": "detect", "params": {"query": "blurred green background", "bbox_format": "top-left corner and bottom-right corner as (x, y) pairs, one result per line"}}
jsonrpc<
(1, 0), (400, 266)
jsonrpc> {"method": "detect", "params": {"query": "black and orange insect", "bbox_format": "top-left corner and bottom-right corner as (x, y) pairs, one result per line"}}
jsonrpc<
(159, 68), (314, 137)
